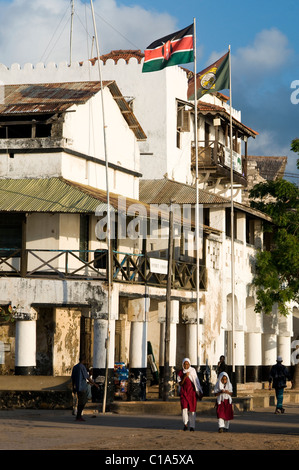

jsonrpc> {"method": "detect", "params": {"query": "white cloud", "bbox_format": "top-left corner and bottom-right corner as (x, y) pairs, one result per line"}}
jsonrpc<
(0, 0), (177, 67)
(233, 28), (292, 77)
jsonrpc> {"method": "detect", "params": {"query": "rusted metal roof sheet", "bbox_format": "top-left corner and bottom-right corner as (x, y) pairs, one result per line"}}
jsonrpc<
(0, 81), (103, 115)
(0, 81), (146, 141)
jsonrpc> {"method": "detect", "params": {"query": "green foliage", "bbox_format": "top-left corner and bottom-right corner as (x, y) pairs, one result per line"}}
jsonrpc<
(0, 305), (15, 323)
(249, 175), (299, 316)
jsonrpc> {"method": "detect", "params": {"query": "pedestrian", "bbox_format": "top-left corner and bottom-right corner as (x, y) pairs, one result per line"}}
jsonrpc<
(216, 355), (228, 377)
(177, 357), (203, 432)
(71, 356), (99, 421)
(269, 356), (291, 414)
(214, 371), (234, 433)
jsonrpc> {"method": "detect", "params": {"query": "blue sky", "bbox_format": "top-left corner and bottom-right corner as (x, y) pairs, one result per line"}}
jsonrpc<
(0, 0), (298, 182)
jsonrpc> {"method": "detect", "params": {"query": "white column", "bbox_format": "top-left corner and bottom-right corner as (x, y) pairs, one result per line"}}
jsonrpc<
(127, 297), (148, 400)
(245, 332), (262, 381)
(263, 333), (277, 367)
(246, 332), (262, 364)
(186, 323), (197, 366)
(93, 318), (108, 369)
(278, 336), (291, 366)
(15, 320), (36, 374)
(129, 321), (147, 369)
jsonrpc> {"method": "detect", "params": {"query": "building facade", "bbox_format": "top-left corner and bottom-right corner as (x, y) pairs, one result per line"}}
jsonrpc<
(0, 53), (295, 400)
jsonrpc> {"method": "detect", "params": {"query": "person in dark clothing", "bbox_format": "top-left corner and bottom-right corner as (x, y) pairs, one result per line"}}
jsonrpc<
(216, 356), (228, 377)
(71, 356), (99, 421)
(269, 356), (291, 414)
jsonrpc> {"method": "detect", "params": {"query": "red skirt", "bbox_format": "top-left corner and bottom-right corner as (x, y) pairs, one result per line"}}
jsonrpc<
(216, 399), (234, 420)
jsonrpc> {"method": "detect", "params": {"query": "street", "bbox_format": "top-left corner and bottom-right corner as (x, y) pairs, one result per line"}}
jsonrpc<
(0, 403), (298, 454)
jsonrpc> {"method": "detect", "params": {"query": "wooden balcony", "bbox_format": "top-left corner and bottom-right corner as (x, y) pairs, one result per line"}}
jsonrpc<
(0, 248), (207, 291)
(191, 140), (248, 186)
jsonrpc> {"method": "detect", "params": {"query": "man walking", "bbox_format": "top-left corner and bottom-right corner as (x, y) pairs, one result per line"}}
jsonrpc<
(71, 356), (99, 421)
(269, 356), (291, 414)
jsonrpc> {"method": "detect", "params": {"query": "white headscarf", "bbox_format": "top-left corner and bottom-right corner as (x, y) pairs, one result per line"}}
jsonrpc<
(178, 358), (203, 394)
(214, 371), (233, 404)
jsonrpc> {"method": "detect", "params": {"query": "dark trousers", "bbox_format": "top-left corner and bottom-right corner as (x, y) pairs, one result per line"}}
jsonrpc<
(77, 390), (88, 418)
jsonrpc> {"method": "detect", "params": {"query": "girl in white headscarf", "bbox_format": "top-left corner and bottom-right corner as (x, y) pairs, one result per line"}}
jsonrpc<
(177, 358), (203, 431)
(213, 371), (234, 432)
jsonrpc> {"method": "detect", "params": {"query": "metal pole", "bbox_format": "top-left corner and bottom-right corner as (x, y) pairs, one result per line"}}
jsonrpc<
(69, 0), (75, 66)
(193, 17), (200, 372)
(229, 46), (236, 393)
(90, 0), (112, 413)
(163, 199), (174, 401)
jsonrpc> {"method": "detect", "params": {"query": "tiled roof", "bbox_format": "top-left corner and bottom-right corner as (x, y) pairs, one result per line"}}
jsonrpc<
(197, 101), (258, 137)
(247, 156), (287, 180)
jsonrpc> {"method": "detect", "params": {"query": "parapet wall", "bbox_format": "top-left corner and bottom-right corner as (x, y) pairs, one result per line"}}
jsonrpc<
(0, 56), (189, 86)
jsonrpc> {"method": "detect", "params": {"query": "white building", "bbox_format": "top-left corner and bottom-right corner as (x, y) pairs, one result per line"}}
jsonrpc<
(0, 52), (294, 400)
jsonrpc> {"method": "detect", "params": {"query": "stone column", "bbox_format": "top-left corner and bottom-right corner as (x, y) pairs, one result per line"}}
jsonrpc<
(127, 297), (149, 401)
(158, 300), (179, 398)
(92, 287), (118, 405)
(14, 306), (37, 375)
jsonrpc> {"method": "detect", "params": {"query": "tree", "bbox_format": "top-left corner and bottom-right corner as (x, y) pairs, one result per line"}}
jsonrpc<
(290, 138), (299, 170)
(249, 179), (299, 317)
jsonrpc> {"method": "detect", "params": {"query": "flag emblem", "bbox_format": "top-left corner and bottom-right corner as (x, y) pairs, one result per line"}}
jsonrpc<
(188, 51), (230, 100)
(142, 24), (194, 73)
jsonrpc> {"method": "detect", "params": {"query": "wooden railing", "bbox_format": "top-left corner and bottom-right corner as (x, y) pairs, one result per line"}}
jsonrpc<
(0, 248), (207, 291)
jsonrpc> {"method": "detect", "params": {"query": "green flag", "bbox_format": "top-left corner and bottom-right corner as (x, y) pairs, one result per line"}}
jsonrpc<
(188, 51), (230, 100)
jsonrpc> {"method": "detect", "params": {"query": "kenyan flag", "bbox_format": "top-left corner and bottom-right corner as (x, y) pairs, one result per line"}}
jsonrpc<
(142, 24), (194, 73)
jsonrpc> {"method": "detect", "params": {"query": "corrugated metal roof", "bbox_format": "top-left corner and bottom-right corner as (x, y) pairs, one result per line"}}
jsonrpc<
(0, 80), (146, 141)
(0, 178), (222, 231)
(0, 177), (110, 213)
(0, 82), (103, 115)
(139, 179), (228, 205)
(139, 178), (272, 221)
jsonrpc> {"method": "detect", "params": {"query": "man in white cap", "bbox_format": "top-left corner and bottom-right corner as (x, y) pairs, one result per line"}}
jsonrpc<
(269, 356), (291, 414)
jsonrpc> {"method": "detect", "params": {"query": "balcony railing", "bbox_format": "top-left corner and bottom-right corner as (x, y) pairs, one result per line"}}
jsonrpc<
(191, 140), (247, 182)
(0, 248), (207, 291)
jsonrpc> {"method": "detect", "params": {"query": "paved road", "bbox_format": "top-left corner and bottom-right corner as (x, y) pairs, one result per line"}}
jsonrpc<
(0, 403), (298, 455)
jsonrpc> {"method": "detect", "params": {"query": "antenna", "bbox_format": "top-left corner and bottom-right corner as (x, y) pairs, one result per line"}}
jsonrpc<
(70, 0), (75, 65)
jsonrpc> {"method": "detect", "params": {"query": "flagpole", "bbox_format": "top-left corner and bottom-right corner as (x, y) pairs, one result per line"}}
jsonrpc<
(90, 0), (112, 414)
(228, 45), (236, 391)
(193, 17), (200, 372)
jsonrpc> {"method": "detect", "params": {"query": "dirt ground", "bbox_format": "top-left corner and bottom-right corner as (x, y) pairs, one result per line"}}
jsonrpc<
(0, 404), (298, 452)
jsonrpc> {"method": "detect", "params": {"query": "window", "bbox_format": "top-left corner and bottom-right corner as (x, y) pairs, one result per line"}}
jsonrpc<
(246, 215), (255, 245)
(225, 208), (237, 239)
(176, 105), (190, 148)
(0, 214), (24, 257)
